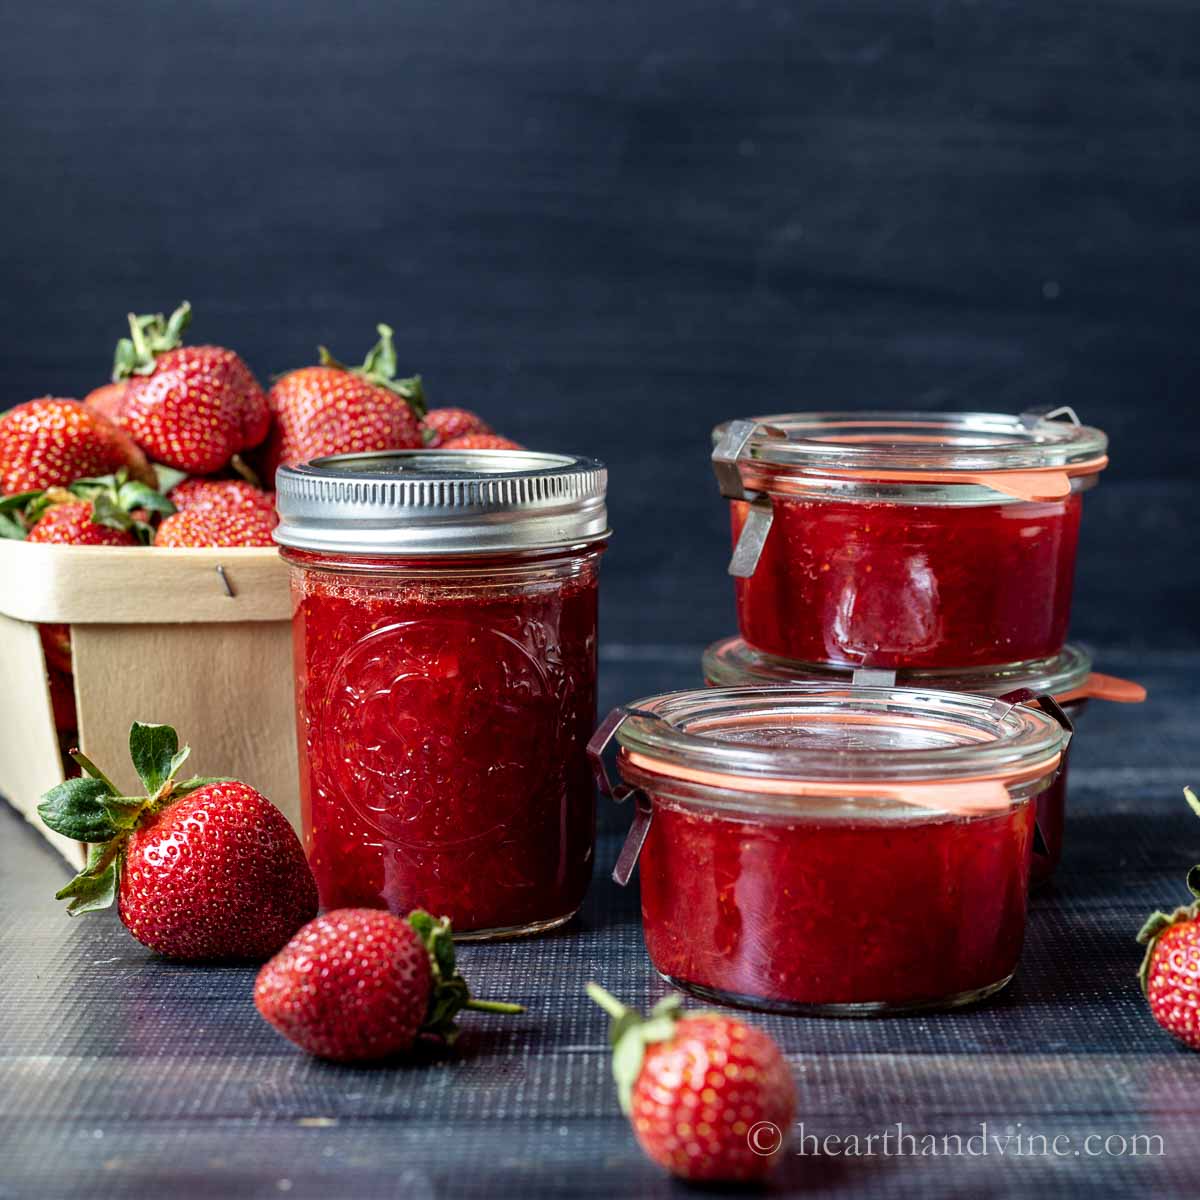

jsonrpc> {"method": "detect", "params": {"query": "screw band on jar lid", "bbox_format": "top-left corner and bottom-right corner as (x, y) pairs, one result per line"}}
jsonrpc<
(274, 448), (609, 555)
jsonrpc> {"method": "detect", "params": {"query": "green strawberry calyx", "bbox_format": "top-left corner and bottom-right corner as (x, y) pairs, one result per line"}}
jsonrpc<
(38, 721), (232, 916)
(112, 301), (192, 380)
(4, 470), (176, 543)
(587, 983), (710, 1115)
(0, 490), (41, 540)
(317, 322), (427, 417)
(1136, 786), (1200, 994)
(406, 909), (524, 1044)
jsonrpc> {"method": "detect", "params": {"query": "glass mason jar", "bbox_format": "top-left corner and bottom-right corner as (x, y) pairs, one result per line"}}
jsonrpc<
(712, 411), (1108, 670)
(702, 638), (1146, 887)
(591, 685), (1072, 1014)
(275, 449), (609, 939)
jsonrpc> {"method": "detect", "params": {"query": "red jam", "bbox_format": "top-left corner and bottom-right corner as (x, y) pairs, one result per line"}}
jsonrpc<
(638, 791), (1035, 1011)
(732, 492), (1083, 669)
(286, 550), (601, 935)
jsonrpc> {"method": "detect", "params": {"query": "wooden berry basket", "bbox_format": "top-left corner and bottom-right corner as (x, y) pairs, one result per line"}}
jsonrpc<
(0, 541), (298, 866)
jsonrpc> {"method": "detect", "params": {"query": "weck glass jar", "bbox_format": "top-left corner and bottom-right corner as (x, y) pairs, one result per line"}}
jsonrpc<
(591, 685), (1072, 1014)
(701, 637), (1146, 886)
(275, 449), (609, 939)
(712, 410), (1108, 670)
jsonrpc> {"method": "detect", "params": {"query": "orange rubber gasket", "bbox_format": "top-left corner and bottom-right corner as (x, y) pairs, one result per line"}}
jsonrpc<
(622, 749), (1064, 817)
(1057, 671), (1147, 705)
(743, 455), (1109, 502)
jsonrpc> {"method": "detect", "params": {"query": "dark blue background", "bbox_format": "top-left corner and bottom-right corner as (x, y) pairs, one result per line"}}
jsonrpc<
(2, 0), (1196, 650)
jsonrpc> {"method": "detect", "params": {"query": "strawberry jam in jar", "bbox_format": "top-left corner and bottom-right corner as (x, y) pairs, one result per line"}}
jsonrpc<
(275, 449), (608, 939)
(713, 411), (1108, 670)
(702, 637), (1146, 887)
(591, 685), (1071, 1013)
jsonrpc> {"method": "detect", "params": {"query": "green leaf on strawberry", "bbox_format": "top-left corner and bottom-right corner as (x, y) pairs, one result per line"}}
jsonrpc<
(0, 512), (26, 539)
(587, 985), (694, 1113)
(118, 479), (175, 516)
(152, 464), (189, 495)
(0, 490), (41, 513)
(16, 470), (175, 545)
(37, 776), (120, 844)
(56, 844), (120, 915)
(171, 775), (236, 798)
(406, 909), (524, 1043)
(0, 489), (44, 537)
(38, 722), (230, 918)
(129, 721), (190, 797)
(319, 323), (427, 417)
(113, 303), (192, 380)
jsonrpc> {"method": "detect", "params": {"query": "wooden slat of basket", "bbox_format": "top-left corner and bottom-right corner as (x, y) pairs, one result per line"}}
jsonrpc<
(0, 543), (290, 624)
(0, 611), (81, 864)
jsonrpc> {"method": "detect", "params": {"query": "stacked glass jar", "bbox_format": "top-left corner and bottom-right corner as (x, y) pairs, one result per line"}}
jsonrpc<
(593, 409), (1144, 1014)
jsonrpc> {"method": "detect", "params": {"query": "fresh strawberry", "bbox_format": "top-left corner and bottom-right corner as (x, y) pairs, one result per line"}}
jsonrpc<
(441, 433), (523, 451)
(1137, 787), (1200, 1051)
(18, 478), (170, 684)
(13, 471), (174, 545)
(263, 324), (424, 479)
(587, 985), (796, 1182)
(38, 721), (317, 961)
(26, 501), (136, 546)
(112, 302), (270, 474)
(84, 381), (129, 422)
(0, 397), (154, 495)
(422, 407), (491, 447)
(255, 908), (523, 1062)
(47, 665), (77, 732)
(40, 623), (74, 674)
(169, 478), (275, 516)
(155, 507), (276, 547)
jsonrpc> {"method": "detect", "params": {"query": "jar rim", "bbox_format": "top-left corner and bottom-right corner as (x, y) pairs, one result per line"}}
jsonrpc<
(274, 449), (609, 555)
(612, 684), (1069, 786)
(702, 637), (1093, 699)
(713, 410), (1108, 492)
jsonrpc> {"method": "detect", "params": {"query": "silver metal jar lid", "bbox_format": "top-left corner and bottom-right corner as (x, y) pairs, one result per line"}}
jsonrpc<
(274, 449), (609, 555)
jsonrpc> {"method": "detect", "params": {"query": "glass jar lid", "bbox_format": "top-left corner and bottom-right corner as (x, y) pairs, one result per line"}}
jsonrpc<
(712, 410), (1108, 503)
(274, 449), (608, 555)
(702, 636), (1093, 699)
(610, 684), (1068, 790)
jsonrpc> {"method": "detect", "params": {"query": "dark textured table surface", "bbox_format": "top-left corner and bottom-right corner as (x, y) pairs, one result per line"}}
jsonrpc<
(3, 645), (1198, 1199)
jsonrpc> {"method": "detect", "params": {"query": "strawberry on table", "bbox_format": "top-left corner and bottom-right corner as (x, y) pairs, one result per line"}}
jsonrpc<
(422, 407), (491, 447)
(254, 908), (524, 1062)
(587, 984), (796, 1182)
(0, 397), (154, 495)
(441, 433), (523, 451)
(112, 301), (270, 474)
(1137, 787), (1200, 1051)
(37, 720), (317, 961)
(155, 507), (276, 547)
(263, 323), (425, 479)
